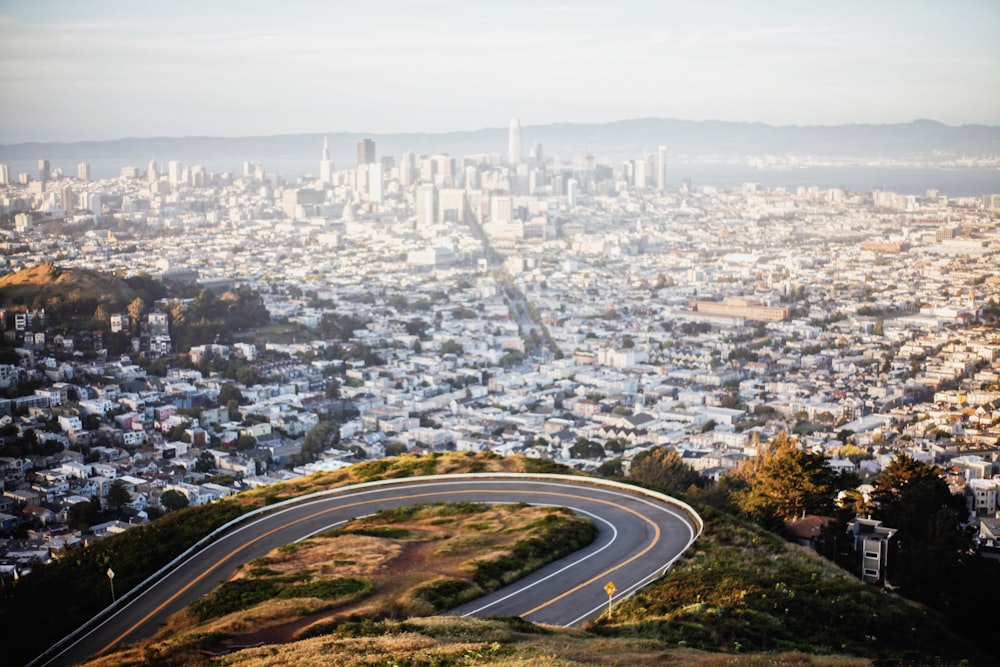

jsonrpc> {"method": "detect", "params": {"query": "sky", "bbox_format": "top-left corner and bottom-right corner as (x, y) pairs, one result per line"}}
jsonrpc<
(1, 0), (998, 143)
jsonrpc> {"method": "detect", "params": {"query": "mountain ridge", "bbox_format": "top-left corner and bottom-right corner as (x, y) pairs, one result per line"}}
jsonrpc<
(2, 118), (998, 179)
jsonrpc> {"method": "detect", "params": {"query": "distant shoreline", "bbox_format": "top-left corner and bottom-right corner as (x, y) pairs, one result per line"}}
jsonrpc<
(2, 158), (996, 197)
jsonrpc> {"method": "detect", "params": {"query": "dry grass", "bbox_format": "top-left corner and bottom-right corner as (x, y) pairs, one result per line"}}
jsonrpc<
(79, 503), (589, 667)
(232, 452), (539, 510)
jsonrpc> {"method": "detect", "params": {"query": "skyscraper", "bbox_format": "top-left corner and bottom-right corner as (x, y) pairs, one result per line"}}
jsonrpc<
(0, 164), (9, 186)
(508, 118), (522, 166)
(38, 159), (50, 183)
(399, 151), (415, 186)
(415, 183), (437, 229)
(634, 158), (649, 189)
(77, 162), (90, 182)
(357, 138), (375, 166)
(368, 163), (384, 204)
(320, 137), (334, 184)
(657, 145), (668, 192)
(168, 160), (183, 186)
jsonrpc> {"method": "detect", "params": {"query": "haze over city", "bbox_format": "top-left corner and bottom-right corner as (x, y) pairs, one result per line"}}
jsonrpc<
(2, 2), (1000, 667)
(1, 0), (999, 143)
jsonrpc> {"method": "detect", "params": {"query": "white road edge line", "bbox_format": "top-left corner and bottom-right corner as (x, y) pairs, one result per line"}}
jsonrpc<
(458, 505), (618, 617)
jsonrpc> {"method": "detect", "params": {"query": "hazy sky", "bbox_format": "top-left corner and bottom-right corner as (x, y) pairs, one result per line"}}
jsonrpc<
(1, 0), (998, 143)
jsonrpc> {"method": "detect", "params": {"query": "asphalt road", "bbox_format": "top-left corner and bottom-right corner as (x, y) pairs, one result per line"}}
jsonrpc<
(36, 475), (701, 667)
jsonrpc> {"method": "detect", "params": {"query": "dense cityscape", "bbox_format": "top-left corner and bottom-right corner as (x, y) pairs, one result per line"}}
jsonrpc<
(2, 119), (1000, 663)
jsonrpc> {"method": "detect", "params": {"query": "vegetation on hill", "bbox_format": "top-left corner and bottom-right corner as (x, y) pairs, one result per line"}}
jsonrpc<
(0, 262), (165, 323)
(613, 438), (996, 665)
(79, 502), (596, 667)
(597, 507), (983, 665)
(0, 262), (271, 356)
(8, 446), (994, 666)
(4, 452), (567, 667)
(79, 499), (982, 667)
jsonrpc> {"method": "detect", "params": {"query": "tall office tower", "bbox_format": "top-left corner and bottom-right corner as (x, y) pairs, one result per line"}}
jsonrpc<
(60, 185), (74, 212)
(368, 163), (384, 204)
(243, 161), (255, 178)
(415, 183), (437, 229)
(38, 159), (50, 183)
(147, 160), (159, 182)
(634, 157), (649, 189)
(508, 118), (522, 165)
(191, 165), (207, 187)
(419, 157), (436, 182)
(567, 178), (579, 207)
(399, 151), (416, 186)
(254, 163), (266, 182)
(657, 145), (667, 192)
(432, 154), (455, 187)
(77, 162), (91, 182)
(0, 163), (9, 186)
(320, 136), (334, 184)
(357, 138), (375, 166)
(168, 160), (183, 186)
(530, 142), (543, 163)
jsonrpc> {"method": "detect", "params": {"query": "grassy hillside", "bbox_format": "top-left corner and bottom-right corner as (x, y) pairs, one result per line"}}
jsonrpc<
(0, 262), (167, 325)
(80, 502), (983, 666)
(597, 506), (985, 665)
(79, 502), (597, 666)
(5, 453), (564, 666)
(10, 453), (989, 666)
(0, 262), (133, 307)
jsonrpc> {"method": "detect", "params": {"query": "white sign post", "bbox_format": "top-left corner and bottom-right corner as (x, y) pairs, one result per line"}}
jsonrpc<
(107, 567), (116, 602)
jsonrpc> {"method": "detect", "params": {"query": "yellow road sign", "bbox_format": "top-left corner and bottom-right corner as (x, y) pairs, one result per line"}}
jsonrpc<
(604, 581), (616, 597)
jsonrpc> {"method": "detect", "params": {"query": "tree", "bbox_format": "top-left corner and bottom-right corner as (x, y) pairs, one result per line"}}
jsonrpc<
(159, 489), (189, 512)
(218, 383), (244, 406)
(194, 450), (216, 473)
(93, 304), (109, 326)
(106, 479), (131, 510)
(384, 441), (408, 456)
(67, 499), (101, 530)
(295, 420), (339, 465)
(325, 377), (340, 399)
(727, 433), (842, 526)
(870, 454), (965, 545)
(569, 438), (605, 460)
(628, 447), (703, 496)
(127, 297), (146, 331)
(603, 437), (629, 454)
(596, 458), (624, 478)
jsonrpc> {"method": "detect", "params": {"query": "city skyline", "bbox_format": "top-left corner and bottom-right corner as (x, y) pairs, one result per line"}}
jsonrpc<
(1, 0), (999, 143)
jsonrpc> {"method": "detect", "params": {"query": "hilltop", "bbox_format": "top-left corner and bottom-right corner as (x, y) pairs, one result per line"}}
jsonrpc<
(0, 262), (152, 316)
(9, 453), (986, 667)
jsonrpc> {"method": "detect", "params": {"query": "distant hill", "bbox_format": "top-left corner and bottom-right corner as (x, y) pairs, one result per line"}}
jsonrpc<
(2, 118), (998, 180)
(0, 263), (165, 321)
(0, 262), (132, 308)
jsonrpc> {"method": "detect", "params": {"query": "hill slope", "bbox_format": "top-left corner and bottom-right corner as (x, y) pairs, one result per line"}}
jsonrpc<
(0, 262), (137, 313)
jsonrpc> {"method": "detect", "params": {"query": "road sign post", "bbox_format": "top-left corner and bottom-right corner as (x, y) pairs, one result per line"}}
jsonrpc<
(604, 581), (617, 618)
(107, 567), (115, 602)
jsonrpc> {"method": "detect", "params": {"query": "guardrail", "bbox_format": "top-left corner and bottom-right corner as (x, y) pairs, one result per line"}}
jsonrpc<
(29, 472), (702, 667)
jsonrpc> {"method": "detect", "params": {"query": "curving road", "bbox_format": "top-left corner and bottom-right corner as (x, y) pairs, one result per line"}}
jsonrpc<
(35, 474), (701, 667)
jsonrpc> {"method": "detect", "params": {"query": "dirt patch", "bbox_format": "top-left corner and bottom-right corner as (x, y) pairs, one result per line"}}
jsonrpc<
(209, 506), (549, 652)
